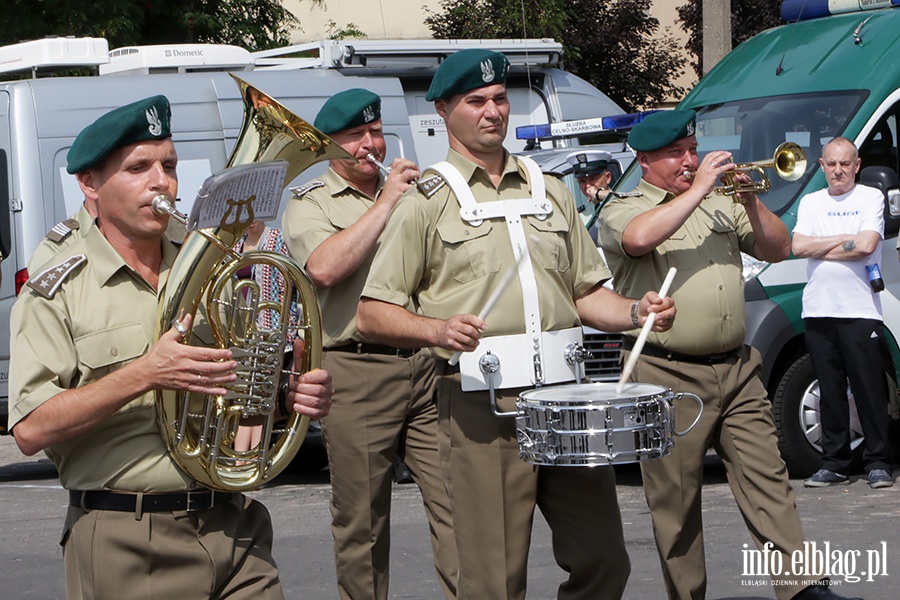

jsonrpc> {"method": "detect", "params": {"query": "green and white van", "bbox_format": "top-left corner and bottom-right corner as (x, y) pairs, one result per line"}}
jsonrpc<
(607, 0), (900, 476)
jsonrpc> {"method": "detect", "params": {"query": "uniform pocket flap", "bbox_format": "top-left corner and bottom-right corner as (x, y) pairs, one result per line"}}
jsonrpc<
(437, 219), (493, 245)
(77, 322), (148, 369)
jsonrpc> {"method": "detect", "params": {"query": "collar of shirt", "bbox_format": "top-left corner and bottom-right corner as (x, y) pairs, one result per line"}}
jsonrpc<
(444, 148), (528, 189)
(637, 178), (677, 206)
(323, 165), (384, 200)
(84, 225), (178, 290)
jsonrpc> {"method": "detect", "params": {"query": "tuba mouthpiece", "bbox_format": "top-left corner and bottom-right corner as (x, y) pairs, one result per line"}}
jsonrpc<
(151, 194), (188, 224)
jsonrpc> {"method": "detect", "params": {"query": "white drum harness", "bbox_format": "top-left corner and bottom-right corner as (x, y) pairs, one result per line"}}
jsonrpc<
(428, 157), (590, 415)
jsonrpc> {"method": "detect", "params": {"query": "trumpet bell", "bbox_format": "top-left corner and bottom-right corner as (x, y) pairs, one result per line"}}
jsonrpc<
(714, 141), (808, 202)
(772, 141), (807, 182)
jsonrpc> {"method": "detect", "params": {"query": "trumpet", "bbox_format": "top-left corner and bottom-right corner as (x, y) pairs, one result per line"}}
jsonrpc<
(684, 142), (807, 203)
(365, 152), (419, 184)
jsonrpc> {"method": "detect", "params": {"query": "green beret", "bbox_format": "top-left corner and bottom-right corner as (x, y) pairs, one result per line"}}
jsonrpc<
(567, 150), (611, 177)
(66, 95), (172, 174)
(628, 109), (697, 152)
(425, 49), (510, 101)
(314, 88), (381, 135)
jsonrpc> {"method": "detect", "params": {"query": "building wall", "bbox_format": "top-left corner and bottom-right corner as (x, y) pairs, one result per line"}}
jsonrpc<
(283, 0), (698, 104)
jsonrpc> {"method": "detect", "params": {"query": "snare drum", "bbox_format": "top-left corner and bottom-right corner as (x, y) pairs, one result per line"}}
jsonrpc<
(515, 382), (703, 466)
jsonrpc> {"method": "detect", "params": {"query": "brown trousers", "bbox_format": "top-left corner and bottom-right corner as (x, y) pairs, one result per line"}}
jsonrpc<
(321, 350), (457, 600)
(436, 366), (630, 600)
(62, 493), (281, 600)
(631, 345), (814, 600)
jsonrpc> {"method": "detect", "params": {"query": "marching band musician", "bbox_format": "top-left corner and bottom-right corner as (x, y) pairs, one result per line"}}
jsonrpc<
(356, 49), (675, 600)
(281, 88), (458, 600)
(597, 109), (861, 600)
(8, 95), (333, 600)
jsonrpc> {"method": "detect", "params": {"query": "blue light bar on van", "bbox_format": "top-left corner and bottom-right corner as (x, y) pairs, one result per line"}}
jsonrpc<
(515, 110), (660, 140)
(781, 0), (899, 23)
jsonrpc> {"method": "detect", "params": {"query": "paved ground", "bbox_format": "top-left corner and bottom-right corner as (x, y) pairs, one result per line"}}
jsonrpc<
(0, 435), (898, 599)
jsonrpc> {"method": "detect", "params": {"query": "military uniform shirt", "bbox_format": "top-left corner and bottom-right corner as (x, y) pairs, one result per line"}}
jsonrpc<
(9, 226), (193, 492)
(362, 149), (610, 360)
(283, 167), (388, 348)
(598, 178), (757, 355)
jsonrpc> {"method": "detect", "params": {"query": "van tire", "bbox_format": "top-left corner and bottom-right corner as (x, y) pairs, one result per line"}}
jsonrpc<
(772, 355), (823, 478)
(772, 353), (871, 478)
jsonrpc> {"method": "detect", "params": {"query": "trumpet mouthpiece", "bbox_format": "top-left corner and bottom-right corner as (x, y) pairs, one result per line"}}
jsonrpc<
(682, 171), (695, 180)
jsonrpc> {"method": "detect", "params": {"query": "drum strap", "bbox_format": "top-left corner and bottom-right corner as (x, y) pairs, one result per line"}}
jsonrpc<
(429, 156), (553, 385)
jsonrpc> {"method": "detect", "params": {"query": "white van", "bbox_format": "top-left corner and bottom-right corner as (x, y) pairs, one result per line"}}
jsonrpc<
(0, 36), (626, 432)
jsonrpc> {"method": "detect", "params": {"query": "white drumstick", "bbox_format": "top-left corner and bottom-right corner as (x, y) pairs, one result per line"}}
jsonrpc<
(616, 267), (677, 394)
(447, 252), (523, 366)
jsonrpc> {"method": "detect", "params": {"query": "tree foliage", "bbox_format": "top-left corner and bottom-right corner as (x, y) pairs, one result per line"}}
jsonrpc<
(676, 0), (785, 78)
(0, 0), (310, 51)
(425, 0), (686, 111)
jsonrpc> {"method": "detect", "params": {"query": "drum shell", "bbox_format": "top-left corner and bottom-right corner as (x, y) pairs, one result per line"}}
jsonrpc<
(515, 382), (683, 466)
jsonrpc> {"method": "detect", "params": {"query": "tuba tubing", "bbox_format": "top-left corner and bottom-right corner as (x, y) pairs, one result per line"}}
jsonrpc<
(154, 76), (353, 492)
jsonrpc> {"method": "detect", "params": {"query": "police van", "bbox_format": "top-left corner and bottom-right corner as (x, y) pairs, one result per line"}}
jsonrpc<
(0, 36), (626, 434)
(608, 0), (900, 476)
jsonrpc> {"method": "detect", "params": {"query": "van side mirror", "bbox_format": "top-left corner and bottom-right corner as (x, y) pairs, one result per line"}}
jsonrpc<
(860, 166), (900, 237)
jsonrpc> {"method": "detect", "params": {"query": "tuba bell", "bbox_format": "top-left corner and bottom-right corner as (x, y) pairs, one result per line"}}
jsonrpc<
(153, 74), (353, 491)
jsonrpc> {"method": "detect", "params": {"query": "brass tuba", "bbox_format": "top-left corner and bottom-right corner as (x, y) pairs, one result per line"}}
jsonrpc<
(153, 74), (353, 491)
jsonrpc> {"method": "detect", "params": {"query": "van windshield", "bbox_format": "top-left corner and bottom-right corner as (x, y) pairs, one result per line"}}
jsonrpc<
(615, 91), (867, 216)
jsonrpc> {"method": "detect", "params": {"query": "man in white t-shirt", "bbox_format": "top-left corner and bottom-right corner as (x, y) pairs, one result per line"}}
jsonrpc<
(792, 136), (894, 489)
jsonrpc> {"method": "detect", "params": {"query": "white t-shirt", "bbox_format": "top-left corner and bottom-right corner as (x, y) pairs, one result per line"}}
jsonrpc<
(793, 184), (884, 320)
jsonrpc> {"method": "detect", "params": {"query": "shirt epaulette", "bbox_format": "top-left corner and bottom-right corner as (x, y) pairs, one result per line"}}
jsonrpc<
(45, 218), (81, 243)
(416, 174), (445, 198)
(27, 254), (88, 299)
(289, 181), (326, 198)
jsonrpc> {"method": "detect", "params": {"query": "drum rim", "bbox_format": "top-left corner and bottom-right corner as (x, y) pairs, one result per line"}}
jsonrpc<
(518, 381), (669, 403)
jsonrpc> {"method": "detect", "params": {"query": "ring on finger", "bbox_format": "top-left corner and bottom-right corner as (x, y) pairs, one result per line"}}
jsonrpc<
(173, 320), (188, 336)
(197, 373), (202, 384)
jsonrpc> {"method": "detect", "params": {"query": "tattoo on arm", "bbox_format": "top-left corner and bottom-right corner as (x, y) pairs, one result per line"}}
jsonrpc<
(842, 239), (856, 253)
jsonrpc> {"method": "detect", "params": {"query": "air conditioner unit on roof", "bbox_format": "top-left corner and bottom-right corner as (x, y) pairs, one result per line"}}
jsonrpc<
(100, 44), (254, 76)
(0, 37), (109, 76)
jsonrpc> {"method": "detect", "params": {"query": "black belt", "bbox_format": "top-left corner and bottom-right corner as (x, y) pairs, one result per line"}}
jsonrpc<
(70, 489), (234, 513)
(328, 342), (418, 358)
(623, 339), (739, 365)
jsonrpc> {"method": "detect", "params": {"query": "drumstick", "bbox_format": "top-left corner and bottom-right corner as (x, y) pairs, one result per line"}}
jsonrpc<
(615, 267), (677, 395)
(447, 252), (524, 366)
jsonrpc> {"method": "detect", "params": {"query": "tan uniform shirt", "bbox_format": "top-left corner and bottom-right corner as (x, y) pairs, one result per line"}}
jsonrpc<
(27, 204), (95, 272)
(598, 178), (757, 355)
(362, 149), (610, 360)
(282, 167), (388, 348)
(9, 226), (193, 492)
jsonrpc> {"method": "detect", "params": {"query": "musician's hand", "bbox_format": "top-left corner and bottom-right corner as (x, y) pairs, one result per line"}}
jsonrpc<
(731, 170), (759, 205)
(286, 338), (333, 421)
(142, 312), (238, 395)
(380, 158), (420, 206)
(691, 150), (735, 196)
(440, 313), (485, 352)
(637, 292), (676, 332)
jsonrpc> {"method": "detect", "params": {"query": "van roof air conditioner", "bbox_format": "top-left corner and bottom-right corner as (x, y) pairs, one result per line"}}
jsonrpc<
(100, 44), (254, 76)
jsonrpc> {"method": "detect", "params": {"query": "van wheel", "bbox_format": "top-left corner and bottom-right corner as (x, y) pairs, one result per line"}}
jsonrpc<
(771, 354), (866, 478)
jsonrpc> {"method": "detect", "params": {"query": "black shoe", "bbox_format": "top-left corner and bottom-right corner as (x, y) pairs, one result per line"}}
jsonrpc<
(867, 468), (893, 489)
(392, 458), (414, 484)
(792, 580), (862, 599)
(803, 468), (848, 487)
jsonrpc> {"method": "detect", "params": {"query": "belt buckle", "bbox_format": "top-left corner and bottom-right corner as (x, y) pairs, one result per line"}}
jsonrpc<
(186, 490), (210, 513)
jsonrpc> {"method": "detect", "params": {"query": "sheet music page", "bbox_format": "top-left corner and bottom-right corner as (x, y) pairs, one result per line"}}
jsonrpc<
(187, 161), (289, 231)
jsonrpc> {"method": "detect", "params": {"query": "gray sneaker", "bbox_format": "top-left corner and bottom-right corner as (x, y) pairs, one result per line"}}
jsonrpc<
(803, 468), (849, 487)
(868, 469), (894, 489)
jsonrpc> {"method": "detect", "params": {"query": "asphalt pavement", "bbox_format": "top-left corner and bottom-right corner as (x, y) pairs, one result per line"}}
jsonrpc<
(0, 435), (897, 599)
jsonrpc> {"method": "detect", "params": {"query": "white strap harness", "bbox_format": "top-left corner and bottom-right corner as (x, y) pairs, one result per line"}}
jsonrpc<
(429, 157), (585, 392)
